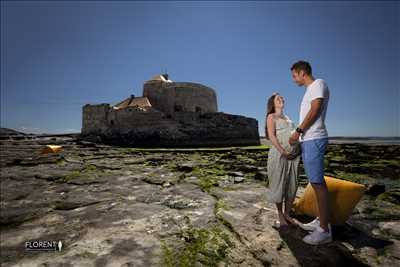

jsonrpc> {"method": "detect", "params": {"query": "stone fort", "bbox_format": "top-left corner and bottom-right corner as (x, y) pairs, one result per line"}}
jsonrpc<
(81, 74), (260, 147)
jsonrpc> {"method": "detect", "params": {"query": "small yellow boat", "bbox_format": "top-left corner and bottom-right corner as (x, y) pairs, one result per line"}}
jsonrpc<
(41, 145), (63, 154)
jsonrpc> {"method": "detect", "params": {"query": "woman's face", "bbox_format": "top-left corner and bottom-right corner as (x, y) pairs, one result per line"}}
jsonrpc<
(274, 95), (285, 109)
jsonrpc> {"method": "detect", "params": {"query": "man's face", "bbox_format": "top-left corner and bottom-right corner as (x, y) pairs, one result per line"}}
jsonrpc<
(291, 70), (305, 86)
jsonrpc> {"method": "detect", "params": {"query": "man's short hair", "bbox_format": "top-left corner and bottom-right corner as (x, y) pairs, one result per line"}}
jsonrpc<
(291, 61), (312, 75)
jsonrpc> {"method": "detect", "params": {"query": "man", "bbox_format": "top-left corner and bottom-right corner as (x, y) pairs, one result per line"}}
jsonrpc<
(289, 60), (331, 245)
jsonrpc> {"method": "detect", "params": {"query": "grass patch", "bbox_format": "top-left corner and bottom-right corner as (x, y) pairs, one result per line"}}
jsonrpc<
(236, 154), (257, 164)
(59, 164), (101, 183)
(56, 157), (66, 165)
(60, 170), (82, 182)
(360, 159), (400, 168)
(198, 176), (220, 193)
(325, 153), (346, 162)
(244, 172), (256, 180)
(117, 145), (269, 153)
(191, 165), (228, 192)
(192, 164), (227, 176)
(362, 201), (400, 220)
(332, 171), (372, 184)
(215, 199), (230, 212)
(161, 225), (234, 267)
(222, 186), (242, 191)
(377, 190), (400, 205)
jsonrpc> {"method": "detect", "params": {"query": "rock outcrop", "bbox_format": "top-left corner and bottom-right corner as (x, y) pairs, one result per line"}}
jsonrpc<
(82, 110), (260, 147)
(1, 134), (399, 266)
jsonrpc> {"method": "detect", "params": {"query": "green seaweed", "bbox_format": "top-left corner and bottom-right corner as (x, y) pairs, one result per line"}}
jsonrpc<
(215, 199), (230, 212)
(59, 164), (101, 183)
(198, 176), (220, 193)
(190, 165), (229, 192)
(161, 225), (234, 267)
(377, 190), (400, 205)
(332, 171), (372, 184)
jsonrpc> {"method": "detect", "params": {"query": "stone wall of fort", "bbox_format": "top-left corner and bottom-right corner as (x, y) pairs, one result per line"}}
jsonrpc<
(143, 82), (217, 116)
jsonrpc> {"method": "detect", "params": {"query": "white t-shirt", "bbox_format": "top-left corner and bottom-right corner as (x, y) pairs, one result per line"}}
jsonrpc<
(299, 79), (330, 142)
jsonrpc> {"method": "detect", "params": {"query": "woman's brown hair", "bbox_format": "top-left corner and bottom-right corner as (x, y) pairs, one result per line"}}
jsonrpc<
(265, 93), (279, 140)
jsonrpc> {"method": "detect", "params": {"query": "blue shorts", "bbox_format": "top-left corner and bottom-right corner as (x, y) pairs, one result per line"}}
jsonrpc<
(301, 138), (328, 184)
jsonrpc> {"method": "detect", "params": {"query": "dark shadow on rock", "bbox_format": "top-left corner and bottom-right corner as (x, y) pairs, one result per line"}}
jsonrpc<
(365, 184), (386, 197)
(293, 214), (394, 248)
(0, 207), (51, 228)
(333, 223), (394, 249)
(277, 225), (369, 267)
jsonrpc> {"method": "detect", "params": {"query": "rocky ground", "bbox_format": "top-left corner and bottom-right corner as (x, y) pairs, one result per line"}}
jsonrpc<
(0, 133), (399, 267)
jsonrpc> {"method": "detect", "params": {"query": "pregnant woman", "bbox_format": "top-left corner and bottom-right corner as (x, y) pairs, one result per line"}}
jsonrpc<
(265, 93), (301, 228)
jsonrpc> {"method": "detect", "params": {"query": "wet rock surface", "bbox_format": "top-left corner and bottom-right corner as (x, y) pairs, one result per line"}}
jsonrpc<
(0, 134), (399, 266)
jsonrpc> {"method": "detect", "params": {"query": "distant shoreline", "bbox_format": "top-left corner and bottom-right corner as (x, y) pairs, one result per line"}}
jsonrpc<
(327, 137), (400, 145)
(1, 128), (399, 145)
(260, 137), (400, 146)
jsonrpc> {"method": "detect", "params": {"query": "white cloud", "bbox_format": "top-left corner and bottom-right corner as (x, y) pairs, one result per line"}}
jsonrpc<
(16, 127), (80, 134)
(61, 129), (80, 133)
(17, 126), (48, 134)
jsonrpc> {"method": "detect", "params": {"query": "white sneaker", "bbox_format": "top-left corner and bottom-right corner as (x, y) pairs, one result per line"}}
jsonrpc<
(303, 225), (332, 245)
(298, 217), (320, 232)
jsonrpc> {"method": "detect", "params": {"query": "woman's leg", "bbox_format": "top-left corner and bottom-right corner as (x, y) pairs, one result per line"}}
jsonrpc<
(284, 198), (296, 224)
(283, 160), (299, 224)
(276, 202), (288, 226)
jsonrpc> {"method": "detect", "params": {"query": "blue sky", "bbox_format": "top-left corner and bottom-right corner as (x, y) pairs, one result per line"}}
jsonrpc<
(1, 1), (399, 136)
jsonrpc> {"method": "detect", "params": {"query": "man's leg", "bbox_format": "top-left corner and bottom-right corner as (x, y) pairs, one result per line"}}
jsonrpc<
(311, 181), (331, 232)
(302, 138), (331, 230)
(301, 139), (333, 245)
